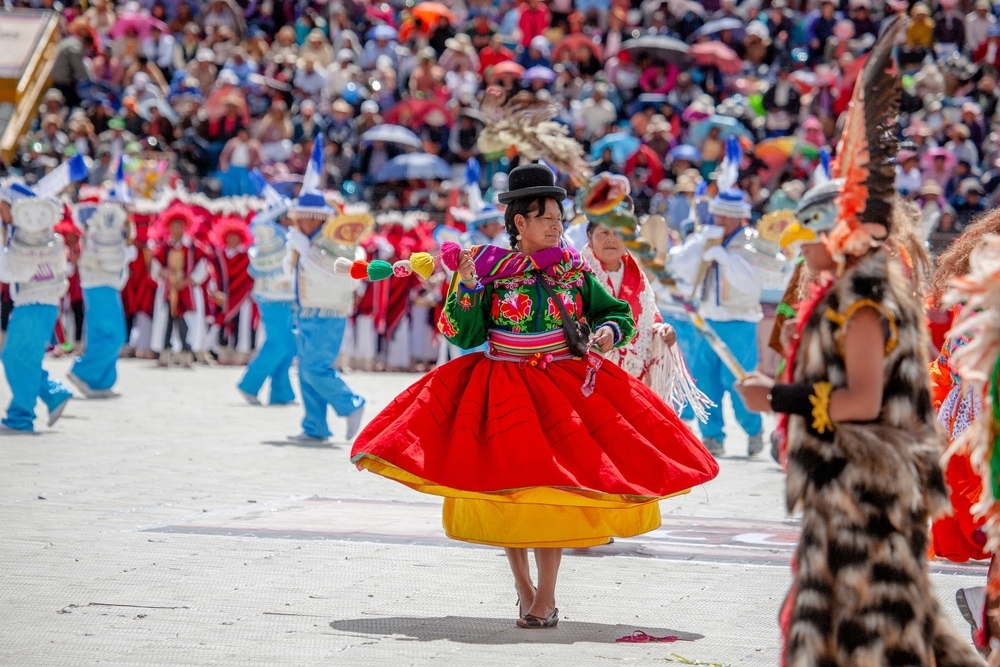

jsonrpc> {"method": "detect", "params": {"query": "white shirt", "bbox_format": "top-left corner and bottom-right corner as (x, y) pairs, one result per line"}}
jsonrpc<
(607, 262), (625, 295)
(669, 226), (774, 323)
(142, 33), (175, 71)
(580, 98), (617, 138)
(294, 69), (327, 98)
(230, 142), (250, 168)
(895, 165), (922, 196)
(966, 12), (996, 51)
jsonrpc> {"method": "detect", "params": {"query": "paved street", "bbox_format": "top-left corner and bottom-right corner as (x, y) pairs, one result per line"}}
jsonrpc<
(0, 358), (987, 666)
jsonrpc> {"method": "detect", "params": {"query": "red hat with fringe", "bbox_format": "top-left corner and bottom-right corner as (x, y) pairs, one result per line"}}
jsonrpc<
(210, 214), (253, 248)
(153, 200), (196, 241)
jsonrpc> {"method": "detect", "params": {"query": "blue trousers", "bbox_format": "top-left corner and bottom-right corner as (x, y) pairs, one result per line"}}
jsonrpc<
(70, 286), (126, 391)
(238, 300), (296, 404)
(296, 315), (365, 439)
(691, 319), (762, 441)
(2, 304), (73, 432)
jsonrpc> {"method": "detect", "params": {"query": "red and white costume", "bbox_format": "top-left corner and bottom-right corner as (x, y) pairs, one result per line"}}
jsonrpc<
(211, 217), (256, 357)
(149, 204), (211, 354)
(582, 243), (707, 417)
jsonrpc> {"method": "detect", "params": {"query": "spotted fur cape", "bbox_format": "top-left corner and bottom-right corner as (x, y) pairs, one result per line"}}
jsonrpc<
(782, 248), (984, 667)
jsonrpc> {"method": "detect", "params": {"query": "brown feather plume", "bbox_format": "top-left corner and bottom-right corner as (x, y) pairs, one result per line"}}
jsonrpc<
(858, 15), (906, 227)
(477, 86), (592, 185)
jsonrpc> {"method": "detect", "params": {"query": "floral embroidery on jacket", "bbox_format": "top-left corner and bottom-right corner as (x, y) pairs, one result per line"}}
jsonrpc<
(438, 311), (458, 338)
(498, 292), (533, 328)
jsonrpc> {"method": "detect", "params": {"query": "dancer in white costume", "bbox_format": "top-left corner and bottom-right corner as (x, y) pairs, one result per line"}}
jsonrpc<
(0, 186), (73, 433)
(68, 197), (135, 397)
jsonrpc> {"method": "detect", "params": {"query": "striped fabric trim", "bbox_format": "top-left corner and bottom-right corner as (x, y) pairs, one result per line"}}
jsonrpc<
(298, 307), (350, 319)
(486, 329), (572, 359)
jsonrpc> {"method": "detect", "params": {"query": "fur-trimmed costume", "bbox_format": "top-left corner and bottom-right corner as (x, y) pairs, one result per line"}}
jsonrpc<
(781, 248), (982, 667)
(770, 15), (983, 667)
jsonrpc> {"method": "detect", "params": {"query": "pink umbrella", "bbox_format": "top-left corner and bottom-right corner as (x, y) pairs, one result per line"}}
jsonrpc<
(366, 3), (397, 27)
(552, 33), (604, 62)
(690, 42), (743, 75)
(205, 88), (250, 123)
(109, 11), (169, 40)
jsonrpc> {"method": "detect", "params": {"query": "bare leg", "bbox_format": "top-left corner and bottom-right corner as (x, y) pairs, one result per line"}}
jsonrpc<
(986, 554), (1000, 651)
(525, 548), (562, 619)
(504, 548), (535, 615)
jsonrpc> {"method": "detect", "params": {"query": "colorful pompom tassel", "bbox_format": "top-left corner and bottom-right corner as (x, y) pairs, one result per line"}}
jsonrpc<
(349, 260), (370, 280)
(410, 252), (435, 279)
(333, 257), (353, 276)
(367, 259), (394, 281)
(440, 241), (461, 271)
(392, 260), (413, 277)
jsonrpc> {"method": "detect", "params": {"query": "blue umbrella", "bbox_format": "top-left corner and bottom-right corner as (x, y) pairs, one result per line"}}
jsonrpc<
(590, 132), (641, 164)
(620, 35), (690, 65)
(692, 18), (745, 41)
(376, 153), (452, 182)
(77, 80), (122, 111)
(368, 24), (398, 41)
(669, 144), (703, 163)
(522, 65), (557, 83)
(361, 124), (422, 148)
(688, 115), (752, 146)
(637, 93), (669, 106)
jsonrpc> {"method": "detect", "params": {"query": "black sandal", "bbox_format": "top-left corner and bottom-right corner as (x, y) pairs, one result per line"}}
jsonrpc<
(515, 586), (537, 619)
(516, 608), (559, 629)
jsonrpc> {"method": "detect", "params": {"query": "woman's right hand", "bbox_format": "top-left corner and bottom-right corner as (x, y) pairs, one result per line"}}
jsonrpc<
(779, 318), (799, 354)
(458, 250), (477, 284)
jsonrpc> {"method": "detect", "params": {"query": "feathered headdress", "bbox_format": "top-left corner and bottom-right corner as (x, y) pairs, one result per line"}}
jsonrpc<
(825, 16), (906, 267)
(812, 146), (831, 187)
(152, 200), (197, 240)
(716, 135), (742, 193)
(210, 215), (253, 248)
(477, 87), (592, 185)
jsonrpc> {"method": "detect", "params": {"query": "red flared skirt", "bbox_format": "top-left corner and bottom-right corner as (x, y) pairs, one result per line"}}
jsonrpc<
(351, 353), (719, 547)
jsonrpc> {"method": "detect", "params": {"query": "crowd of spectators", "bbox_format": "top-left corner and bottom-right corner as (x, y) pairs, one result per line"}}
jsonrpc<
(5, 0), (1000, 256)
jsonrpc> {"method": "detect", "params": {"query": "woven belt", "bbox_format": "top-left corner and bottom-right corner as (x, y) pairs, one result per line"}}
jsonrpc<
(486, 329), (573, 366)
(485, 329), (601, 395)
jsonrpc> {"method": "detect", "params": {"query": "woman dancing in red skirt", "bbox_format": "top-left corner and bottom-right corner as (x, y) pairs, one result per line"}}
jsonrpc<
(351, 163), (718, 628)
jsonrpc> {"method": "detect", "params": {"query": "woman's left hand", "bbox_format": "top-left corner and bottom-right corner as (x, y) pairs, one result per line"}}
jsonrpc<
(594, 326), (615, 353)
(736, 371), (776, 413)
(655, 323), (676, 347)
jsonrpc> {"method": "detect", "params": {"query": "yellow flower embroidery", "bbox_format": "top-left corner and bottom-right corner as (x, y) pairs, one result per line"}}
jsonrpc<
(810, 381), (834, 434)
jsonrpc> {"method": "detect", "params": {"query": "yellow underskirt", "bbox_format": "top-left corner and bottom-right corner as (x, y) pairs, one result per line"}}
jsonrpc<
(443, 497), (662, 548)
(355, 455), (675, 548)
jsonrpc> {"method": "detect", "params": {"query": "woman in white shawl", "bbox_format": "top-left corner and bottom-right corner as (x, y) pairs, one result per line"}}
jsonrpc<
(582, 217), (708, 418)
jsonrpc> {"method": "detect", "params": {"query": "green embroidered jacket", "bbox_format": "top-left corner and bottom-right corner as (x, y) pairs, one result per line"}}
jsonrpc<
(436, 267), (637, 351)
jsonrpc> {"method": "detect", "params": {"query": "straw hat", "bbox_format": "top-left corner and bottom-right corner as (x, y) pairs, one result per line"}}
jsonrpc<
(675, 175), (697, 193)
(444, 33), (476, 55)
(919, 180), (943, 197)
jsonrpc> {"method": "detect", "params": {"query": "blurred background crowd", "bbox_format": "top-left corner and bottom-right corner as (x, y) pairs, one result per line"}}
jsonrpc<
(0, 0), (997, 369)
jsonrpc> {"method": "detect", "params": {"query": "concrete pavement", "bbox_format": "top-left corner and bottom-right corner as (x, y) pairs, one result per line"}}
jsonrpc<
(0, 357), (987, 666)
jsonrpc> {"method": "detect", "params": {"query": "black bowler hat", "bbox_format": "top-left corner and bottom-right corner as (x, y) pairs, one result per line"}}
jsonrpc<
(497, 163), (567, 205)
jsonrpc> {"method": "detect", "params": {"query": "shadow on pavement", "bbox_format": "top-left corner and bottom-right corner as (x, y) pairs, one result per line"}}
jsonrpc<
(260, 439), (341, 449)
(329, 615), (703, 644)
